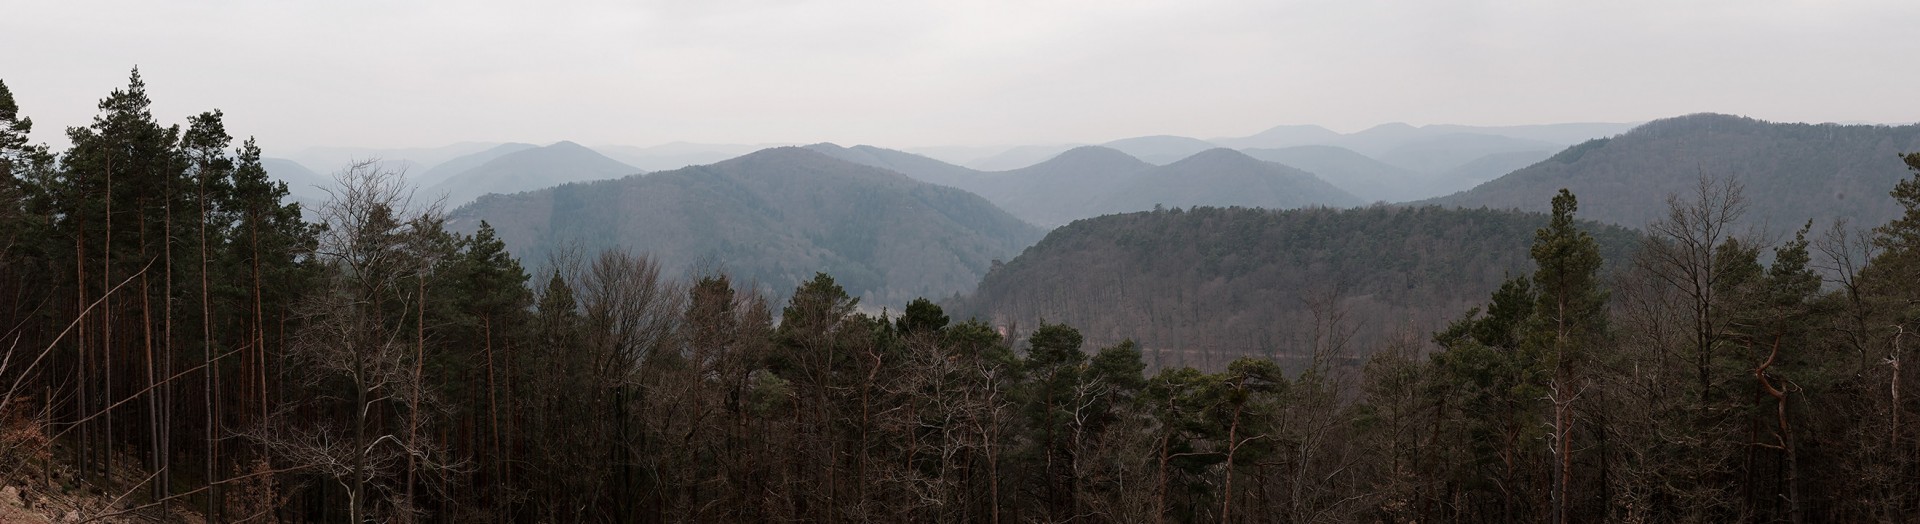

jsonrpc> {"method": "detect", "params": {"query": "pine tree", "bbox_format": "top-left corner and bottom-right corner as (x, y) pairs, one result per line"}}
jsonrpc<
(1526, 189), (1608, 524)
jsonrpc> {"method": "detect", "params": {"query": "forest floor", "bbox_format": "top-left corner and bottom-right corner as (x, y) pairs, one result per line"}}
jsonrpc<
(1, 440), (207, 523)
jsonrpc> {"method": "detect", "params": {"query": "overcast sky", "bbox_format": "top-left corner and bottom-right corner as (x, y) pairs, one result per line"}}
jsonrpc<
(5, 1), (1917, 154)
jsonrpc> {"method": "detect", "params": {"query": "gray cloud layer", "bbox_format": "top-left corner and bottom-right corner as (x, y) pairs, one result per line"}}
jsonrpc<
(5, 0), (1917, 152)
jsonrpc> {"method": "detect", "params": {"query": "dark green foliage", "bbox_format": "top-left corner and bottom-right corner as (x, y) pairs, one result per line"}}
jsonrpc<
(895, 297), (950, 335)
(956, 204), (1639, 370)
(1864, 153), (1920, 322)
(1527, 189), (1609, 367)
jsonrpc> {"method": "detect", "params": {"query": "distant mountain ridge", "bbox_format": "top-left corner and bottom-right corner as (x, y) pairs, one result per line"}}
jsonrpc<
(1426, 113), (1920, 231)
(593, 142), (786, 172)
(447, 147), (1044, 307)
(1100, 135), (1220, 165)
(814, 144), (1363, 227)
(260, 158), (330, 201)
(413, 142), (537, 188)
(1094, 148), (1362, 215)
(424, 141), (641, 207)
(282, 142), (501, 176)
(1240, 145), (1416, 202)
(971, 146), (1160, 227)
(804, 143), (982, 190)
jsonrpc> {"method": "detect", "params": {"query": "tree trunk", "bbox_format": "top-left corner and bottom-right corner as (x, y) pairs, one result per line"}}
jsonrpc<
(103, 158), (116, 499)
(141, 215), (164, 504)
(484, 316), (502, 521)
(1222, 398), (1246, 524)
(201, 169), (220, 523)
(407, 273), (426, 521)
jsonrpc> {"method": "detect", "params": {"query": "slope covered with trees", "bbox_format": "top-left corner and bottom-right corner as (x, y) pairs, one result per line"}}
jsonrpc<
(448, 146), (1044, 306)
(1429, 113), (1920, 230)
(950, 205), (1639, 370)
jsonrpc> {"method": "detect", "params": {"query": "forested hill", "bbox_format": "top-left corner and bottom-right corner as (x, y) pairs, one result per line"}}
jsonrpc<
(1240, 145), (1418, 202)
(803, 142), (983, 189)
(971, 145), (1157, 227)
(448, 146), (1044, 306)
(1427, 113), (1920, 230)
(951, 205), (1638, 370)
(423, 141), (641, 207)
(814, 143), (1363, 227)
(1093, 148), (1363, 215)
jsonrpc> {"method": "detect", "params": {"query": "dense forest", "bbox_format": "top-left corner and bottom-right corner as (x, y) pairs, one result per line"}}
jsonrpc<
(951, 205), (1641, 371)
(4, 72), (1920, 523)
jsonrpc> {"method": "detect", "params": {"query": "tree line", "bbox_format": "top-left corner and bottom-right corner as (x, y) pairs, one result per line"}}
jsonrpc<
(2, 71), (1919, 522)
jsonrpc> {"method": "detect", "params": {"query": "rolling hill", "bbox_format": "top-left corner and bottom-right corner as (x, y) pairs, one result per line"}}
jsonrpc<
(1240, 145), (1418, 203)
(592, 142), (778, 172)
(971, 146), (1159, 227)
(1094, 148), (1363, 214)
(1426, 113), (1920, 231)
(1373, 133), (1558, 175)
(809, 144), (1363, 227)
(283, 142), (498, 177)
(1101, 135), (1220, 164)
(1210, 124), (1343, 149)
(950, 205), (1639, 370)
(260, 157), (333, 206)
(1431, 149), (1555, 190)
(423, 141), (641, 207)
(412, 142), (537, 188)
(804, 143), (983, 189)
(446, 147), (1045, 307)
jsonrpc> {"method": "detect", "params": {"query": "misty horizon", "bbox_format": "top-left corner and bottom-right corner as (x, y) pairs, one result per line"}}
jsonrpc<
(7, 1), (1919, 153)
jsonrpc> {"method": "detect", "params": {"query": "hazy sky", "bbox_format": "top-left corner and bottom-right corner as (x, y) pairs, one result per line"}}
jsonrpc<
(5, 1), (1917, 153)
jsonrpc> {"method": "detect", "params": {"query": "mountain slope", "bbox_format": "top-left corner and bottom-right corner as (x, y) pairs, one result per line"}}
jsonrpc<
(447, 147), (1044, 306)
(425, 141), (641, 207)
(804, 143), (982, 190)
(593, 142), (777, 172)
(1427, 113), (1920, 230)
(966, 144), (1081, 171)
(1431, 149), (1555, 191)
(1422, 122), (1639, 145)
(1374, 133), (1558, 175)
(952, 205), (1639, 370)
(413, 142), (537, 188)
(1212, 124), (1342, 149)
(261, 157), (332, 205)
(285, 142), (500, 176)
(1240, 145), (1419, 203)
(1101, 135), (1220, 164)
(1096, 149), (1364, 214)
(973, 146), (1158, 227)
